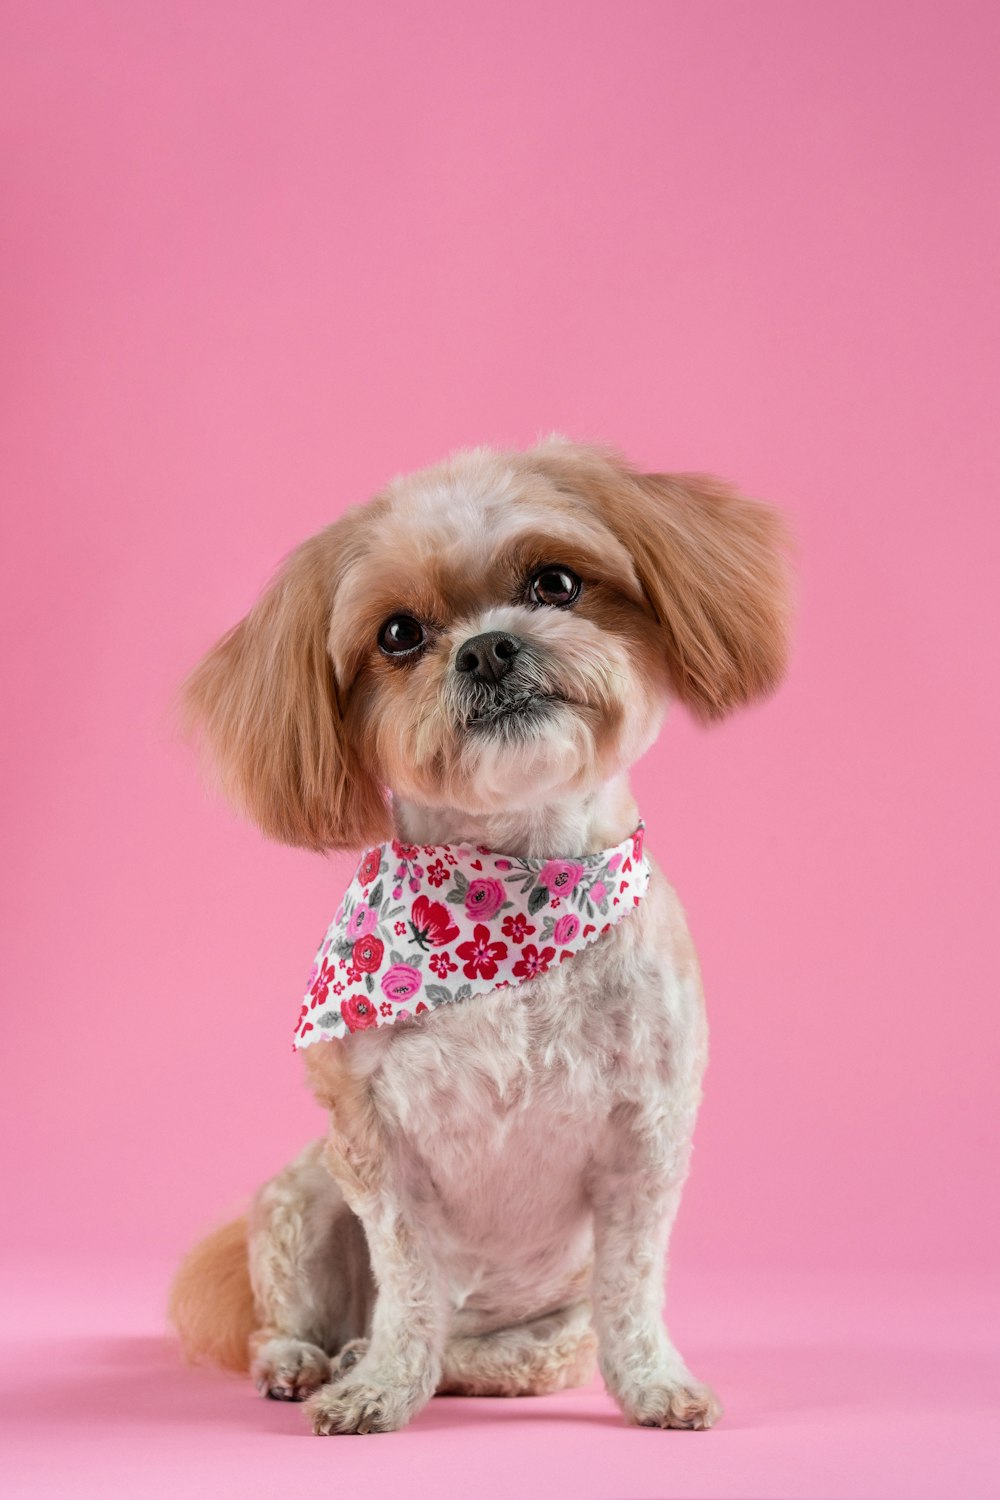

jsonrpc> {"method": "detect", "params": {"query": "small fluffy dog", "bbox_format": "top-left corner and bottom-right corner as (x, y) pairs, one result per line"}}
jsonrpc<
(170, 438), (791, 1434)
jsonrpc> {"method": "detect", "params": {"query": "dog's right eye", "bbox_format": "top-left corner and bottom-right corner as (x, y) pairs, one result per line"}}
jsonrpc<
(379, 615), (425, 657)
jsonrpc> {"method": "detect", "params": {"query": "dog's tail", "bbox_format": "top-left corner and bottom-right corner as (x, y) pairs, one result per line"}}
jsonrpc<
(169, 1216), (257, 1373)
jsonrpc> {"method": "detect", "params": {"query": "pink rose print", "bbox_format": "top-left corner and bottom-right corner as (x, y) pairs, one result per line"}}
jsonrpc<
(495, 858), (511, 870)
(381, 964), (423, 1001)
(456, 924), (508, 981)
(309, 958), (337, 1006)
(409, 894), (460, 949)
(426, 858), (450, 888)
(429, 951), (458, 978)
(502, 913), (535, 945)
(537, 861), (584, 898)
(340, 993), (378, 1031)
(464, 878), (505, 921)
(358, 848), (381, 886)
(553, 913), (580, 945)
(589, 881), (607, 904)
(512, 943), (556, 981)
(352, 934), (384, 974)
(346, 902), (378, 940)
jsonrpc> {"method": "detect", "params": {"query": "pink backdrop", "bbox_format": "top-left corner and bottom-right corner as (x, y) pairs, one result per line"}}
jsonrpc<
(2, 4), (997, 1497)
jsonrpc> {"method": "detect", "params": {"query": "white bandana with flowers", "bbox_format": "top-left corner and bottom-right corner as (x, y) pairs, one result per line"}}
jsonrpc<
(294, 823), (650, 1047)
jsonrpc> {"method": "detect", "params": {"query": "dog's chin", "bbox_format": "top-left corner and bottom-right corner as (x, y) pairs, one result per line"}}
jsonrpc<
(449, 698), (606, 812)
(463, 691), (566, 736)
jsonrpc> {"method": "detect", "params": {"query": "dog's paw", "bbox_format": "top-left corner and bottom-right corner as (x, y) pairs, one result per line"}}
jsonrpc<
(305, 1374), (419, 1435)
(622, 1379), (722, 1430)
(331, 1337), (369, 1377)
(251, 1338), (331, 1402)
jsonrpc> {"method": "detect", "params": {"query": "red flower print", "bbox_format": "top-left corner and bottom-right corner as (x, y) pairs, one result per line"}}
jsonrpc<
(346, 966), (361, 984)
(340, 993), (378, 1031)
(456, 924), (508, 981)
(309, 958), (337, 1006)
(512, 943), (556, 981)
(502, 913), (536, 945)
(358, 848), (381, 886)
(426, 858), (450, 888)
(331, 981), (344, 996)
(379, 1001), (393, 1016)
(394, 920), (407, 936)
(391, 839), (420, 860)
(409, 894), (460, 949)
(352, 934), (384, 973)
(429, 951), (458, 978)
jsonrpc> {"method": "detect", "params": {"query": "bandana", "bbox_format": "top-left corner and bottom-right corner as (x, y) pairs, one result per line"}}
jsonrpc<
(294, 823), (650, 1047)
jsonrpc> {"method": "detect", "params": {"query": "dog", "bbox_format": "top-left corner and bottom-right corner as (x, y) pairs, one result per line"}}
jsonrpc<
(170, 437), (791, 1434)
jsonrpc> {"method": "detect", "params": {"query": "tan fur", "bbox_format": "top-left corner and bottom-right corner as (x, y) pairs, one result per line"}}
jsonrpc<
(528, 442), (793, 720)
(180, 506), (392, 851)
(169, 1216), (256, 1373)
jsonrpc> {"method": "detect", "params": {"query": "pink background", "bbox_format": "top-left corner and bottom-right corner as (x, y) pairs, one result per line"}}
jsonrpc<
(2, 3), (997, 1497)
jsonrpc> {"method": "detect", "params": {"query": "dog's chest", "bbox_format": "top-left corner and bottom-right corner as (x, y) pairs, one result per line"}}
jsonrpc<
(363, 877), (702, 1235)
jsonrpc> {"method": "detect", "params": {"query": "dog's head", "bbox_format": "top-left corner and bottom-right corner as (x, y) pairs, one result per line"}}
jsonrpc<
(182, 440), (792, 850)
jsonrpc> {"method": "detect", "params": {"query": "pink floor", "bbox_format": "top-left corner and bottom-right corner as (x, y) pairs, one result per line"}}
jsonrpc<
(2, 1259), (996, 1500)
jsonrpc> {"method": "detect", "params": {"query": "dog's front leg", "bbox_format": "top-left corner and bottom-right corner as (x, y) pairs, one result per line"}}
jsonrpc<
(589, 1106), (721, 1430)
(306, 1182), (446, 1435)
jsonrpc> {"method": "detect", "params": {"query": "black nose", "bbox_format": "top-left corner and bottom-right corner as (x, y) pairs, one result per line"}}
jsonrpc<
(455, 631), (522, 685)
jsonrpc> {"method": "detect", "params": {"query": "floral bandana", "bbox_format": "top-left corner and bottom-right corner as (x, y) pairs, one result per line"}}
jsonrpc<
(294, 823), (650, 1047)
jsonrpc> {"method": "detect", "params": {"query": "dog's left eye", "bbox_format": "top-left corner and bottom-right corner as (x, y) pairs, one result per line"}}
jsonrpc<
(528, 566), (582, 607)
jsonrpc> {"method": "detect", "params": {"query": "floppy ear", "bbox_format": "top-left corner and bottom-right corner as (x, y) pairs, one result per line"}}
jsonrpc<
(181, 513), (391, 852)
(530, 441), (793, 721)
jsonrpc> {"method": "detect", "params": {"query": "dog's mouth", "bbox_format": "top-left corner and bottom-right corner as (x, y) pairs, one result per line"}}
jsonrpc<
(465, 692), (566, 731)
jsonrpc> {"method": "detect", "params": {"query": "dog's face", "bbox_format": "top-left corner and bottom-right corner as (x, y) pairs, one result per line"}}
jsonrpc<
(183, 441), (791, 850)
(331, 450), (670, 818)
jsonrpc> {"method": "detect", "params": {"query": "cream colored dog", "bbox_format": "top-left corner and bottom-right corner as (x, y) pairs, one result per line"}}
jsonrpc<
(170, 439), (791, 1434)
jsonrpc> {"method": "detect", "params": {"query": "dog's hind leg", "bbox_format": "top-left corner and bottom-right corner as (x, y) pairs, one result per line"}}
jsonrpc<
(437, 1301), (597, 1397)
(248, 1140), (373, 1401)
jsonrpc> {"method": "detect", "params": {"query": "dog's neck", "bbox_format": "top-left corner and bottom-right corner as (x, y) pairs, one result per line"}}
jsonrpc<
(391, 775), (639, 859)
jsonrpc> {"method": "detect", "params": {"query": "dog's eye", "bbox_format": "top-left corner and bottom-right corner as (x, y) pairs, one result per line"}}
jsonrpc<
(379, 615), (425, 657)
(528, 566), (581, 608)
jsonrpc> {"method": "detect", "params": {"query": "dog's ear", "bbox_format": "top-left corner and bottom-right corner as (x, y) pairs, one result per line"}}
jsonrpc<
(181, 512), (391, 852)
(530, 440), (793, 721)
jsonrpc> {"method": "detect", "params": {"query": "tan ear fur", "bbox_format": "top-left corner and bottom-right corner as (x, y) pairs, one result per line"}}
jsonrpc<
(181, 510), (391, 852)
(530, 442), (793, 721)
